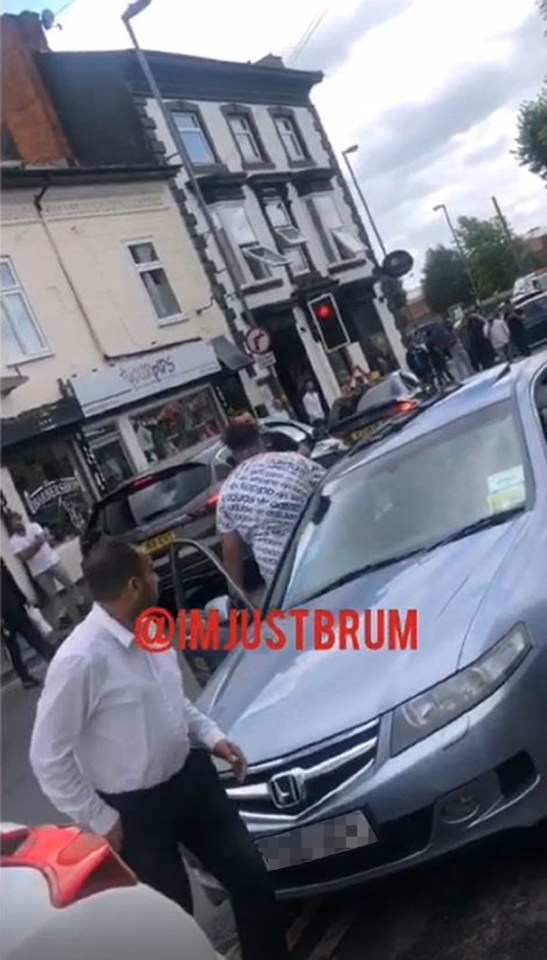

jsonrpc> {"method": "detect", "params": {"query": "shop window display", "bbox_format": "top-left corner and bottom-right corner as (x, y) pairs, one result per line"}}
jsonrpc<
(132, 388), (223, 463)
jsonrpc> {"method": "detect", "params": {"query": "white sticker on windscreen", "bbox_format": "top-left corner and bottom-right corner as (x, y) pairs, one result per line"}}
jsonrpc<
(487, 465), (525, 513)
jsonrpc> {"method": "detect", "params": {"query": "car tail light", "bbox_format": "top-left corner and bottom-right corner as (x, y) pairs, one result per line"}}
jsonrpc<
(188, 492), (220, 519)
(0, 825), (137, 908)
(395, 400), (418, 414)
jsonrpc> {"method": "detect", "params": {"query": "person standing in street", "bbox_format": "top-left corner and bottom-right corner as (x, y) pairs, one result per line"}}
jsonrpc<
(1, 559), (56, 688)
(425, 331), (454, 388)
(302, 379), (325, 427)
(486, 313), (511, 362)
(504, 302), (531, 358)
(6, 511), (80, 629)
(448, 329), (473, 381)
(405, 335), (435, 392)
(217, 421), (325, 591)
(29, 538), (290, 960)
(466, 311), (495, 371)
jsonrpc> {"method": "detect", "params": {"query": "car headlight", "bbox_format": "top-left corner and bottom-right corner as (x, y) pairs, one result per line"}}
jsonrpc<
(391, 624), (532, 756)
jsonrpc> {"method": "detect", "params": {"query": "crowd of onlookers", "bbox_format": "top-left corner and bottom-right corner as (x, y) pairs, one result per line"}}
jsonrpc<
(404, 300), (531, 393)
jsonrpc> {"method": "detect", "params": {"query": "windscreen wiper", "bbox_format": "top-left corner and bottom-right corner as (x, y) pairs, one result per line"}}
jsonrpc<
(423, 505), (526, 553)
(298, 546), (427, 604)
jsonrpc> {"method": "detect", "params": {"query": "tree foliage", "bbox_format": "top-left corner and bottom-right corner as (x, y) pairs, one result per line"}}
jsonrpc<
(422, 246), (474, 315)
(515, 84), (547, 181)
(456, 216), (536, 300)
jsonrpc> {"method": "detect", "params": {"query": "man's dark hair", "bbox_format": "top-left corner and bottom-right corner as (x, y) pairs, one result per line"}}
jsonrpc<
(82, 538), (145, 603)
(264, 431), (299, 453)
(222, 421), (261, 454)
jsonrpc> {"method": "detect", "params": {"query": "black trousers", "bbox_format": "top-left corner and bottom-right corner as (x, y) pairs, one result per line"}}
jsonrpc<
(2, 608), (55, 682)
(99, 750), (289, 960)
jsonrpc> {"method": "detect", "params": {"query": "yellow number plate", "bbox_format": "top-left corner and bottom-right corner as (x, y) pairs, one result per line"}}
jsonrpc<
(350, 422), (384, 444)
(141, 531), (176, 555)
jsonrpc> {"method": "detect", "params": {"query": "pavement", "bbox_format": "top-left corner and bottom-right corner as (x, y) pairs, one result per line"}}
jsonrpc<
(3, 662), (547, 959)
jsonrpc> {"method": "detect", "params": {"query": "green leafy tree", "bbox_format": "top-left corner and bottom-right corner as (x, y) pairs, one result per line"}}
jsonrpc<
(516, 85), (547, 181)
(456, 216), (536, 299)
(422, 245), (474, 315)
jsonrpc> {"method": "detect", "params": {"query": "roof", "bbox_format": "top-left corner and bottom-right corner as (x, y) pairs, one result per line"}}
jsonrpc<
(38, 48), (323, 107)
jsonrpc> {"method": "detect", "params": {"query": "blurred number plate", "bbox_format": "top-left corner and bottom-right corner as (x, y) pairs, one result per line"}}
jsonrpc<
(142, 531), (175, 555)
(350, 422), (386, 444)
(258, 811), (376, 871)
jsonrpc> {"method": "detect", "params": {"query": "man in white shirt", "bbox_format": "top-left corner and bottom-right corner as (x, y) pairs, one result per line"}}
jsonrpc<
(29, 538), (289, 960)
(7, 511), (79, 628)
(302, 380), (325, 426)
(217, 421), (325, 590)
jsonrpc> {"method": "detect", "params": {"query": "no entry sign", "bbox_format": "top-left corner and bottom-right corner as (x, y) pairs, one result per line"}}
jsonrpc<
(244, 327), (271, 356)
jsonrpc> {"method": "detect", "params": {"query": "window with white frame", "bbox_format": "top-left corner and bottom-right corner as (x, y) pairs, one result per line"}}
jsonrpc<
(274, 116), (306, 162)
(264, 199), (310, 275)
(128, 241), (182, 324)
(172, 111), (216, 165)
(228, 115), (264, 164)
(213, 204), (288, 285)
(1, 258), (50, 364)
(306, 194), (365, 263)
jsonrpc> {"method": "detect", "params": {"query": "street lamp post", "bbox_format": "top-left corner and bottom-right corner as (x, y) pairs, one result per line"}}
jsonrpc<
(433, 202), (480, 303)
(121, 2), (262, 342)
(342, 145), (387, 261)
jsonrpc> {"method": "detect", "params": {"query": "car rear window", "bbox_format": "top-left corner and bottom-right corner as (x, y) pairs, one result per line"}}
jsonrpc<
(521, 297), (547, 322)
(98, 463), (211, 534)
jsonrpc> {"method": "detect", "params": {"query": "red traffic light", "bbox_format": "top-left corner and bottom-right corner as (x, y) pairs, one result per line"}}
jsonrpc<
(314, 301), (334, 321)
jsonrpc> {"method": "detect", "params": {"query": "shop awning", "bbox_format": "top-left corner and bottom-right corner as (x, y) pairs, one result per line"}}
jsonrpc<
(211, 336), (253, 372)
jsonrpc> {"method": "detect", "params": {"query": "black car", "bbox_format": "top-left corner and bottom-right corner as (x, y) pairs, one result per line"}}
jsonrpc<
(327, 371), (428, 445)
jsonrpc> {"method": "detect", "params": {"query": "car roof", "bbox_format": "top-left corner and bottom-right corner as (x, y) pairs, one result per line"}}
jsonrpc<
(330, 356), (545, 482)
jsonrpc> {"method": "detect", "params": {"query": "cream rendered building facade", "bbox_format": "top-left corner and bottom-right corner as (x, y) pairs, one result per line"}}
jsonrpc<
(1, 170), (254, 586)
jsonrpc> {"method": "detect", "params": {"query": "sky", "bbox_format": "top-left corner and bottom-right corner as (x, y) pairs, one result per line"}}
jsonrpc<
(10, 0), (546, 285)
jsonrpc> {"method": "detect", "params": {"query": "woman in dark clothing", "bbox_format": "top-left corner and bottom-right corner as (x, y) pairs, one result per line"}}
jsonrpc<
(1, 560), (55, 688)
(466, 313), (496, 371)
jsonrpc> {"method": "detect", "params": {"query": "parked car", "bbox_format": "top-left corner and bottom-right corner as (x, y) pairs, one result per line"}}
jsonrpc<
(259, 417), (348, 468)
(1, 823), (220, 960)
(327, 370), (429, 446)
(512, 292), (547, 350)
(80, 437), (261, 608)
(195, 355), (547, 900)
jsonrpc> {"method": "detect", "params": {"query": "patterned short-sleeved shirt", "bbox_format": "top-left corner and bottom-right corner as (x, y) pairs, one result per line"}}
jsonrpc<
(216, 452), (326, 585)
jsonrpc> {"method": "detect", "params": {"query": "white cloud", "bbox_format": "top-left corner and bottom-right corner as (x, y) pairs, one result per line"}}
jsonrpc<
(51, 0), (546, 277)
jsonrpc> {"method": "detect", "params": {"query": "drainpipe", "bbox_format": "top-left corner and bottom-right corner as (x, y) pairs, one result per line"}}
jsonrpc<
(34, 182), (107, 358)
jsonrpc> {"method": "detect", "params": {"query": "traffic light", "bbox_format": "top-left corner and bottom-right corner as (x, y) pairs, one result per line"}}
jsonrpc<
(308, 294), (349, 352)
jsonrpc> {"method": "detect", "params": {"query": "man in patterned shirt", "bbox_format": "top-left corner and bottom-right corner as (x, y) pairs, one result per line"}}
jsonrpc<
(217, 421), (326, 590)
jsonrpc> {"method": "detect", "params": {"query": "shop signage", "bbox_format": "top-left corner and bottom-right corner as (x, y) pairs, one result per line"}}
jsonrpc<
(1, 395), (83, 451)
(25, 478), (80, 514)
(70, 341), (221, 419)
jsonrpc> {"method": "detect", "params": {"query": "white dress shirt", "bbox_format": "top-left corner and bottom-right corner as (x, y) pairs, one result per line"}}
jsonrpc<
(29, 604), (224, 836)
(302, 391), (324, 423)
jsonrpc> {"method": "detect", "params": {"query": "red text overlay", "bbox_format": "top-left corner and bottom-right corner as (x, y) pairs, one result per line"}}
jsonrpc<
(134, 608), (419, 654)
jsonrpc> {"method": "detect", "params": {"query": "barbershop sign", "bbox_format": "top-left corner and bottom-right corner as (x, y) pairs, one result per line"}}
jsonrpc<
(70, 341), (220, 418)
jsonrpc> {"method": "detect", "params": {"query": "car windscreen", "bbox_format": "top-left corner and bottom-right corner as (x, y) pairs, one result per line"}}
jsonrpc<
(273, 400), (529, 608)
(98, 463), (211, 534)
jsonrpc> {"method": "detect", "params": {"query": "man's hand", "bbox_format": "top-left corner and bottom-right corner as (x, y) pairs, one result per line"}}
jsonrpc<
(212, 739), (248, 784)
(105, 816), (123, 853)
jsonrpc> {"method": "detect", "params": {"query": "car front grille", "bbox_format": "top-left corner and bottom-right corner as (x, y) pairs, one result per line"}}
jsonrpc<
(224, 719), (379, 819)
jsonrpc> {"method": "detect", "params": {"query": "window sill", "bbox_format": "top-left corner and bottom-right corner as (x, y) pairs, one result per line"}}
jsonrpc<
(287, 158), (316, 170)
(328, 258), (369, 275)
(242, 277), (285, 296)
(3, 349), (53, 367)
(242, 160), (276, 172)
(156, 314), (188, 328)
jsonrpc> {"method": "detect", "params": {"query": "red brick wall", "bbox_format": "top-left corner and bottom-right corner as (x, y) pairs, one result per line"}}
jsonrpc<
(1, 12), (73, 164)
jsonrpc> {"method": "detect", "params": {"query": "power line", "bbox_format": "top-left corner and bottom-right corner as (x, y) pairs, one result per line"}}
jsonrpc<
(288, 4), (331, 65)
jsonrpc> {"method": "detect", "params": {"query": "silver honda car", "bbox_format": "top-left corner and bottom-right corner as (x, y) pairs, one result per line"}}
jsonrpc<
(196, 355), (547, 899)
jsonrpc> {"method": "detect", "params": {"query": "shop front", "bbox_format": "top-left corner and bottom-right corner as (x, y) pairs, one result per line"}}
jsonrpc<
(69, 337), (252, 492)
(1, 396), (91, 549)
